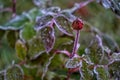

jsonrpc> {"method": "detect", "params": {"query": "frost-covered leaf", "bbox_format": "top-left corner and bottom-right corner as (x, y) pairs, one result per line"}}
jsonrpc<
(15, 40), (27, 60)
(40, 26), (55, 53)
(108, 60), (120, 79)
(101, 0), (111, 9)
(61, 11), (76, 22)
(85, 37), (104, 64)
(96, 0), (100, 3)
(0, 8), (42, 30)
(53, 26), (73, 52)
(42, 53), (56, 80)
(102, 34), (119, 52)
(20, 22), (36, 41)
(33, 0), (44, 7)
(54, 15), (73, 36)
(6, 65), (24, 80)
(27, 37), (44, 58)
(28, 8), (42, 20)
(84, 35), (110, 65)
(97, 0), (120, 17)
(22, 8), (43, 21)
(3, 15), (29, 30)
(103, 46), (111, 54)
(94, 66), (110, 80)
(83, 54), (93, 65)
(111, 53), (120, 60)
(110, 0), (120, 16)
(65, 57), (82, 68)
(41, 7), (61, 14)
(35, 14), (53, 31)
(28, 51), (49, 66)
(80, 61), (93, 80)
(53, 27), (73, 51)
(109, 60), (120, 72)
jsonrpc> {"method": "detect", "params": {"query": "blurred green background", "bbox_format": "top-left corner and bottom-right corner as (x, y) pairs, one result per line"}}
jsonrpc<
(0, 0), (120, 79)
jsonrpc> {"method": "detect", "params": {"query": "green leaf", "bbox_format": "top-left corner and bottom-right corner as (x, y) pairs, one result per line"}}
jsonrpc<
(7, 30), (18, 48)
(15, 40), (27, 60)
(20, 22), (36, 41)
(6, 65), (24, 80)
(80, 61), (94, 80)
(0, 30), (5, 40)
(54, 15), (73, 36)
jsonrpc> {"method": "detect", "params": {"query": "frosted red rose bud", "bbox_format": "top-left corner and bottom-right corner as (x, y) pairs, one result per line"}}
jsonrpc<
(72, 18), (84, 30)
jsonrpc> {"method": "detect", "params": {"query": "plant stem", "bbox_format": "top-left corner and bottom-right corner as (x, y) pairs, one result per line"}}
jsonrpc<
(12, 0), (16, 17)
(66, 69), (71, 80)
(0, 8), (12, 13)
(67, 30), (80, 79)
(71, 30), (80, 58)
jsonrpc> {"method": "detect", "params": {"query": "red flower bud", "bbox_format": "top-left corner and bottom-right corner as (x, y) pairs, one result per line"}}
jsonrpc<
(72, 18), (83, 30)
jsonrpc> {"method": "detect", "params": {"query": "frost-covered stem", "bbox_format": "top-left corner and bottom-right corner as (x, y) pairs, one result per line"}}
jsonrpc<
(71, 30), (80, 58)
(12, 0), (16, 17)
(70, 0), (94, 13)
(50, 19), (55, 27)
